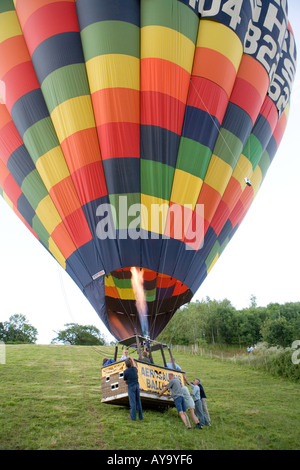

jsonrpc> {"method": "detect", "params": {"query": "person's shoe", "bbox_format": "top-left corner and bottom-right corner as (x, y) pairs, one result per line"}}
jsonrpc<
(196, 423), (203, 429)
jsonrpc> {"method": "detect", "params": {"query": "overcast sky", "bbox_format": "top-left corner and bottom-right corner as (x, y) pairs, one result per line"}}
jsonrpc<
(0, 2), (299, 344)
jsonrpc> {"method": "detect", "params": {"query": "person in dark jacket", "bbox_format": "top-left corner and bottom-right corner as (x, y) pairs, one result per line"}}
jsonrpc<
(196, 378), (211, 425)
(123, 357), (143, 421)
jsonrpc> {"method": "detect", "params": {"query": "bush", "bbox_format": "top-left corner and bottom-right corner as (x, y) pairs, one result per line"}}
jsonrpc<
(268, 350), (300, 381)
(233, 343), (300, 382)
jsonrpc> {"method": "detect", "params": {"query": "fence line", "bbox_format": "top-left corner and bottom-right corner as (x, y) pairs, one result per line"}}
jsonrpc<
(170, 343), (231, 361)
(169, 343), (254, 363)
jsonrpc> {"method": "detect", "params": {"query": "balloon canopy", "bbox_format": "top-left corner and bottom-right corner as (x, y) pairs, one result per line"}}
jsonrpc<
(0, 0), (297, 340)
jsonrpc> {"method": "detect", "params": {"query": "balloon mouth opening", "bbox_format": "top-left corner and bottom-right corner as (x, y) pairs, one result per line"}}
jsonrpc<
(103, 267), (193, 340)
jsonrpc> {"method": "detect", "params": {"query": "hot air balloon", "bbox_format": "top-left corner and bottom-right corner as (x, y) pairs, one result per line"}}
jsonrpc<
(0, 0), (297, 341)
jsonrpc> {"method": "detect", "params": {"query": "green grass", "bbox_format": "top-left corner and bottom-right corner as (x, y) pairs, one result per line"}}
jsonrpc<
(0, 345), (299, 450)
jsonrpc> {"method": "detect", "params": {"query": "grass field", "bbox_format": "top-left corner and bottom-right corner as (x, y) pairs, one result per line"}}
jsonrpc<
(0, 344), (299, 450)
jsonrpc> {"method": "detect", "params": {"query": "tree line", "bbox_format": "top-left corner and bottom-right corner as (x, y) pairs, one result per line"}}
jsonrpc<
(1, 297), (300, 348)
(0, 315), (106, 345)
(158, 297), (300, 349)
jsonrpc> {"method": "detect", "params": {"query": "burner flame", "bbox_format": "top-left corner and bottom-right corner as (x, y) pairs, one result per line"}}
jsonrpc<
(130, 267), (149, 336)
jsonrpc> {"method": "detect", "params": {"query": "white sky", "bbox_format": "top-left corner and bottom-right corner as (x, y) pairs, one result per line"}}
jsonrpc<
(0, 2), (300, 344)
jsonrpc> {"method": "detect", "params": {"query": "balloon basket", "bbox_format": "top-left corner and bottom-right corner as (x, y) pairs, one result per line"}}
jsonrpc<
(101, 335), (185, 409)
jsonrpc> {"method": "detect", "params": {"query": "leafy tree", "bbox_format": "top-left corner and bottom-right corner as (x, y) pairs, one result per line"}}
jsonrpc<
(158, 298), (300, 348)
(236, 307), (267, 346)
(249, 294), (257, 308)
(51, 323), (106, 345)
(261, 317), (294, 347)
(0, 314), (37, 343)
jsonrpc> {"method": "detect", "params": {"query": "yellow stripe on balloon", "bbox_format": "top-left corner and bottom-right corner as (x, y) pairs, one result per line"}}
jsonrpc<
(117, 288), (135, 300)
(50, 95), (95, 143)
(48, 238), (66, 269)
(205, 154), (233, 195)
(283, 102), (290, 120)
(196, 20), (242, 72)
(141, 194), (169, 235)
(3, 191), (14, 209)
(207, 253), (219, 274)
(86, 54), (140, 93)
(36, 146), (70, 190)
(232, 154), (253, 188)
(141, 25), (195, 73)
(171, 169), (202, 208)
(105, 274), (116, 288)
(0, 11), (22, 43)
(35, 195), (62, 234)
(250, 166), (263, 197)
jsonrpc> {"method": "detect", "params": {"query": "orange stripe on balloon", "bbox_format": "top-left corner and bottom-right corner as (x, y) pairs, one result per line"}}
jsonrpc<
(173, 282), (188, 296)
(0, 35), (30, 79)
(51, 221), (77, 259)
(192, 47), (237, 98)
(105, 286), (120, 299)
(60, 127), (106, 174)
(49, 175), (82, 217)
(0, 159), (11, 187)
(237, 55), (269, 101)
(92, 88), (139, 126)
(197, 182), (222, 226)
(157, 276), (176, 288)
(141, 58), (190, 104)
(142, 269), (157, 281)
(0, 121), (23, 164)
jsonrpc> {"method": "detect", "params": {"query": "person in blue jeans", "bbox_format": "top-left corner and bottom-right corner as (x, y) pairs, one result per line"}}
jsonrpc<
(159, 373), (191, 429)
(123, 357), (143, 421)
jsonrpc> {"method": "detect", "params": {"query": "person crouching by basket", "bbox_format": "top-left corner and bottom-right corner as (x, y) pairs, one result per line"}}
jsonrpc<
(159, 373), (191, 429)
(184, 376), (210, 427)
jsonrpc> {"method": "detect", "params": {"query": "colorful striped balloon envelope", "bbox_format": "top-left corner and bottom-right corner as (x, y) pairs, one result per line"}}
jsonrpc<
(0, 0), (297, 340)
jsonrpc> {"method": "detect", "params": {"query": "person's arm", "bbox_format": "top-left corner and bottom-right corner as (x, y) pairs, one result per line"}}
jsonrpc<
(183, 375), (191, 386)
(130, 357), (137, 368)
(158, 385), (169, 397)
